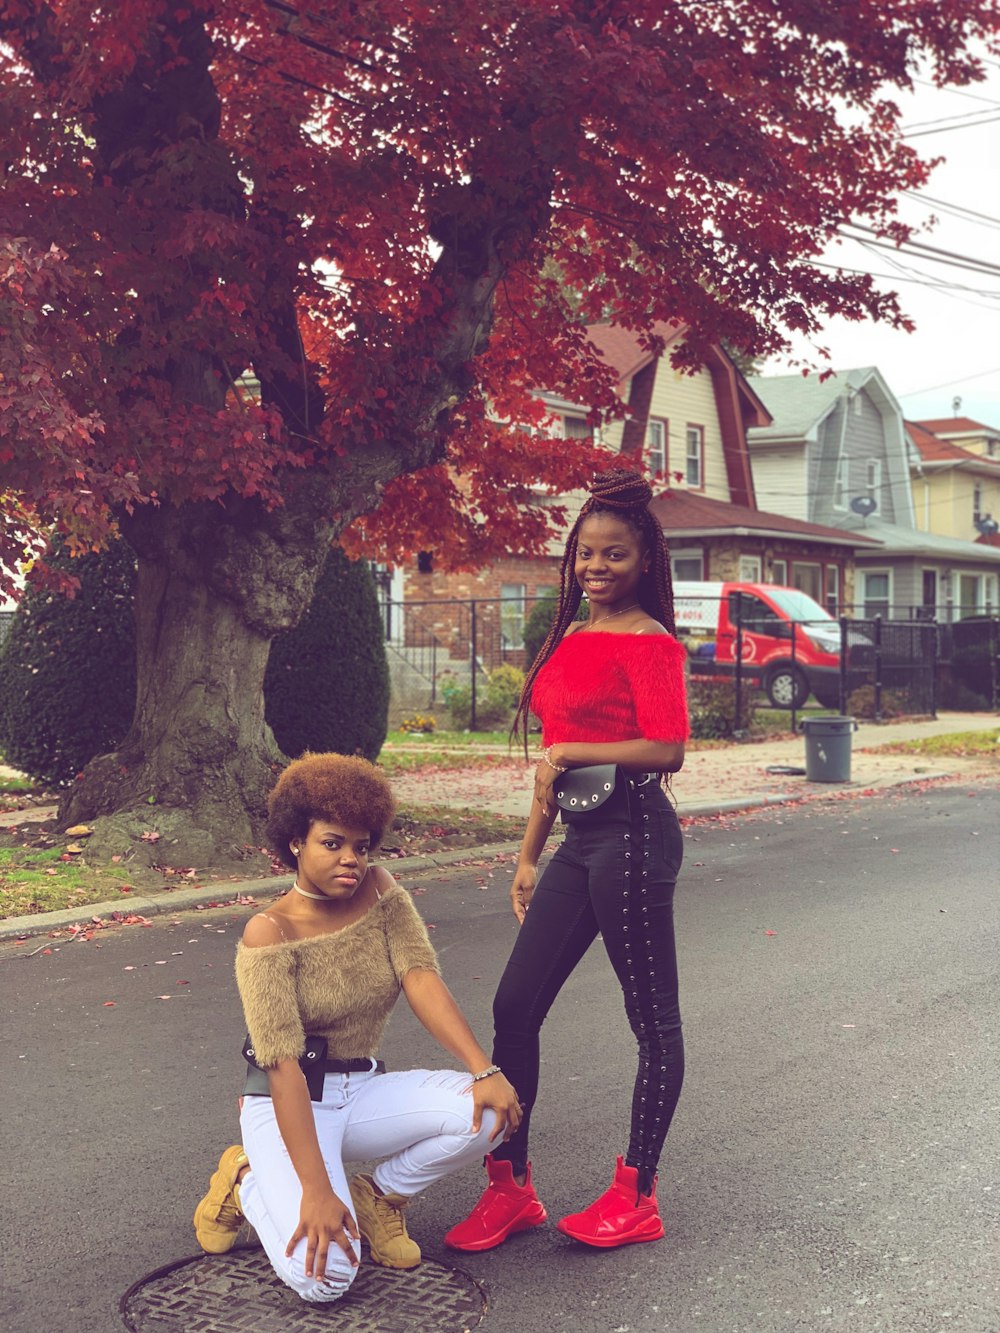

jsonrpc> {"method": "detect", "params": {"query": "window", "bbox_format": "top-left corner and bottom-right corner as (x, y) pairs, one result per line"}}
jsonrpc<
(685, 425), (703, 487)
(833, 453), (849, 511)
(671, 549), (704, 581)
(920, 569), (937, 620)
(500, 583), (527, 649)
(729, 593), (782, 635)
(956, 573), (982, 620)
(646, 418), (667, 477)
(825, 565), (840, 616)
(738, 555), (762, 581)
(973, 483), (983, 524)
(791, 562), (822, 603)
(865, 458), (882, 512)
(562, 414), (592, 440)
(771, 558), (788, 586)
(861, 570), (891, 618)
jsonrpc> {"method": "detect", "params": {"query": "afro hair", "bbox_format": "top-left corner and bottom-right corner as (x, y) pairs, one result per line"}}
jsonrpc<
(266, 753), (397, 868)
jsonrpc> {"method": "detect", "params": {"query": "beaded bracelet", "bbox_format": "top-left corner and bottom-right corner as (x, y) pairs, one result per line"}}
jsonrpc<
(538, 746), (568, 774)
(472, 1064), (502, 1082)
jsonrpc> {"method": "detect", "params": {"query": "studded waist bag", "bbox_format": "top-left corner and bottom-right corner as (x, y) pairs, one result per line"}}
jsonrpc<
(241, 1033), (385, 1101)
(553, 764), (659, 824)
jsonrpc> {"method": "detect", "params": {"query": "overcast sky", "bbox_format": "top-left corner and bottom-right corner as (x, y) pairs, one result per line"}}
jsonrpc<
(758, 56), (1000, 432)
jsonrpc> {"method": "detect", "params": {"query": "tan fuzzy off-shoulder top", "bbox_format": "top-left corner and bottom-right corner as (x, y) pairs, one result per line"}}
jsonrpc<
(235, 885), (439, 1068)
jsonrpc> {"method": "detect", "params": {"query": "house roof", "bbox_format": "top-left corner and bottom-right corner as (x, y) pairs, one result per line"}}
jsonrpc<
(906, 420), (1000, 472)
(649, 488), (881, 548)
(915, 416), (999, 438)
(835, 515), (1000, 564)
(584, 321), (685, 384)
(746, 367), (884, 443)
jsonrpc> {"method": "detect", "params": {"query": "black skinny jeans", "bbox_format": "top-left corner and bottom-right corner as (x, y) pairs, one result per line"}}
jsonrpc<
(491, 781), (684, 1196)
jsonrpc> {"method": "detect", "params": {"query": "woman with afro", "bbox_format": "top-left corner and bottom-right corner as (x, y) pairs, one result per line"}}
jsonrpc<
(445, 468), (689, 1253)
(193, 752), (520, 1304)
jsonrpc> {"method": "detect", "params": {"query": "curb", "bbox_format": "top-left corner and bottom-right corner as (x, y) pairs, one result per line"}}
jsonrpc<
(0, 771), (957, 942)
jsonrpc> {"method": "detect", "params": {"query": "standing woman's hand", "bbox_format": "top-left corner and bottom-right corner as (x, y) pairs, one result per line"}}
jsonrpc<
(533, 759), (558, 816)
(510, 863), (536, 924)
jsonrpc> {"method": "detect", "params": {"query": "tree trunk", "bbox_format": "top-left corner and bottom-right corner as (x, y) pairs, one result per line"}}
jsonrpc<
(58, 500), (328, 870)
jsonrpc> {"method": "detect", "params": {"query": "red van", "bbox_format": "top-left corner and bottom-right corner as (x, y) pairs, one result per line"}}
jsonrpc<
(673, 582), (871, 709)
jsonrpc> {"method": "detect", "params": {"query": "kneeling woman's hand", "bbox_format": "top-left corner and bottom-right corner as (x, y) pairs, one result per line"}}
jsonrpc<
(286, 1184), (360, 1279)
(471, 1071), (522, 1142)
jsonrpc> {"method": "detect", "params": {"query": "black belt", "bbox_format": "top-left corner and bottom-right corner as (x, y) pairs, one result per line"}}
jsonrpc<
(323, 1057), (386, 1074)
(627, 772), (658, 788)
(242, 1033), (385, 1101)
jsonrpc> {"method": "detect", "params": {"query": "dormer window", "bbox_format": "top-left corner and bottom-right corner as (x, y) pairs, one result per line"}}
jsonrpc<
(865, 458), (881, 512)
(646, 418), (667, 477)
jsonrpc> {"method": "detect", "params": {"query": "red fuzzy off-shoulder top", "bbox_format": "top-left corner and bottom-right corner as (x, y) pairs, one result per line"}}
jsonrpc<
(532, 630), (690, 746)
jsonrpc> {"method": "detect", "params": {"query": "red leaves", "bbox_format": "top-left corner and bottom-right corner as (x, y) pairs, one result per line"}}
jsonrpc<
(0, 0), (995, 592)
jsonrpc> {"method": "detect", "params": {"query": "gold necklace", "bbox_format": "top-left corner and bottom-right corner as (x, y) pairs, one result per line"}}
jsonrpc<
(584, 602), (641, 629)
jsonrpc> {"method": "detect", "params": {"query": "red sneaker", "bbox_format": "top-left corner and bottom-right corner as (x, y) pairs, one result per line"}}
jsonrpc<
(556, 1157), (664, 1248)
(444, 1155), (547, 1252)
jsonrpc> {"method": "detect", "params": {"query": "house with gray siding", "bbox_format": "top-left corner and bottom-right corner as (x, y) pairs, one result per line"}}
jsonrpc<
(747, 367), (1000, 620)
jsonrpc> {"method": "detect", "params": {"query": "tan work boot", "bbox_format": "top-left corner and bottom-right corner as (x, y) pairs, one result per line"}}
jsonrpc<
(349, 1173), (421, 1269)
(194, 1146), (248, 1254)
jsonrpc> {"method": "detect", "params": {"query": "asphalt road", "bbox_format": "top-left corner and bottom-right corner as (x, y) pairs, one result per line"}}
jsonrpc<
(2, 779), (998, 1333)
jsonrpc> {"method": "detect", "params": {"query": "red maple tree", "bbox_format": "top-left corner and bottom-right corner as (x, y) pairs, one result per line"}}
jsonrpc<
(0, 1), (994, 862)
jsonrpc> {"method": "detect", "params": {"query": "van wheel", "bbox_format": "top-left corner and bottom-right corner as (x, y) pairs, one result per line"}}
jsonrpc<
(764, 664), (809, 709)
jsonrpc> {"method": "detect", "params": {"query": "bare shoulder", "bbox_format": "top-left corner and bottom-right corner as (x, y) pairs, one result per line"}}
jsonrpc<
(242, 911), (290, 948)
(563, 621), (587, 637)
(633, 617), (670, 637)
(371, 863), (400, 898)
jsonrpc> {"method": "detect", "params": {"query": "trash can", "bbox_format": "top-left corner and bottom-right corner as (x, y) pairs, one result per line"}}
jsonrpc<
(799, 715), (857, 783)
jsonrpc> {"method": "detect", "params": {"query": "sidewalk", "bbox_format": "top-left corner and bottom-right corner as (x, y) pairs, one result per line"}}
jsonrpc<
(1, 711), (994, 942)
(387, 710), (999, 818)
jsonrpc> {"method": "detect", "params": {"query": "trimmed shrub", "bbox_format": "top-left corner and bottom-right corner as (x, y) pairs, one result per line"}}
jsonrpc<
(0, 537), (137, 785)
(440, 663), (526, 730)
(687, 678), (759, 739)
(522, 593), (587, 669)
(265, 547), (389, 761)
(845, 684), (907, 720)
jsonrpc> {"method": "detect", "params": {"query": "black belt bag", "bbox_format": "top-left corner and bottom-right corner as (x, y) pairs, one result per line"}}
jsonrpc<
(553, 766), (658, 823)
(241, 1033), (385, 1101)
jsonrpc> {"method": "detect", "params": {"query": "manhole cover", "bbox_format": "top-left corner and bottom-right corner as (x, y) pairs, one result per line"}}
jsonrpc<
(120, 1247), (486, 1332)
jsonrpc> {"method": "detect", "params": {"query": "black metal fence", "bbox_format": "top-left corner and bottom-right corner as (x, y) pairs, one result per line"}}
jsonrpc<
(380, 595), (997, 730)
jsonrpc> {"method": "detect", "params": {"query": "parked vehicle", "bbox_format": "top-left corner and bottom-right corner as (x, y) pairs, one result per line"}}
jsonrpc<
(673, 582), (872, 709)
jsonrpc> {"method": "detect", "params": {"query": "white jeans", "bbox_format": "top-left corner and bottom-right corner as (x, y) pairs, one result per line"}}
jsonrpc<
(239, 1066), (497, 1303)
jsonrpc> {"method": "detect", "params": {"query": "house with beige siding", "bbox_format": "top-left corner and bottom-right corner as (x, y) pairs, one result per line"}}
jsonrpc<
(907, 419), (1000, 545)
(387, 326), (875, 720)
(747, 369), (1000, 620)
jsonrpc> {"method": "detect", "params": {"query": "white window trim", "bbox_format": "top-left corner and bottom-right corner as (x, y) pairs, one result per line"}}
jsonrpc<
(499, 584), (527, 649)
(646, 417), (667, 477)
(685, 425), (704, 488)
(739, 555), (762, 581)
(771, 558), (788, 585)
(865, 458), (882, 513)
(833, 451), (849, 511)
(825, 564), (840, 615)
(670, 548), (704, 580)
(860, 567), (893, 617)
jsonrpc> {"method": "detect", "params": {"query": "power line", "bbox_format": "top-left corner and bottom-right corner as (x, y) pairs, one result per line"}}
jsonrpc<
(840, 223), (1000, 280)
(902, 192), (1000, 230)
(903, 110), (1000, 138)
(902, 105), (1000, 131)
(895, 367), (1000, 399)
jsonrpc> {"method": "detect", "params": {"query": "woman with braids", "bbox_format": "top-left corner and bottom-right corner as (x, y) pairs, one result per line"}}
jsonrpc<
(192, 752), (521, 1304)
(445, 468), (689, 1253)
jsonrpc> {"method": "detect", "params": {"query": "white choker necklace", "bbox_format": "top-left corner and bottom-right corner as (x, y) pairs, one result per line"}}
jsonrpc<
(292, 882), (327, 901)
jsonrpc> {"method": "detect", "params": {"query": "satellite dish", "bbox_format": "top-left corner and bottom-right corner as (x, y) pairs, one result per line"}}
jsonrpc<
(975, 515), (999, 537)
(850, 495), (878, 517)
